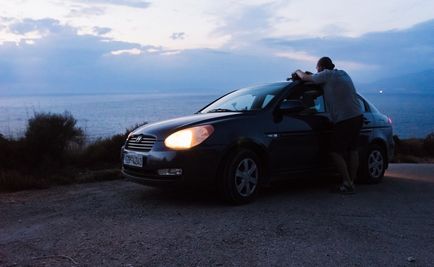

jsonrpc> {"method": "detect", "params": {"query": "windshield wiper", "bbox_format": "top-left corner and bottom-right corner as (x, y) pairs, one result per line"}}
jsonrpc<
(207, 108), (236, 113)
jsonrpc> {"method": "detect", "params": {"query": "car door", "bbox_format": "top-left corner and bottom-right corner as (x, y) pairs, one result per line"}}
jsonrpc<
(358, 96), (374, 147)
(268, 84), (331, 176)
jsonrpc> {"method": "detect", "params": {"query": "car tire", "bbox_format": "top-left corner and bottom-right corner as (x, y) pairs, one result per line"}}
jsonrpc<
(221, 149), (261, 204)
(358, 144), (386, 184)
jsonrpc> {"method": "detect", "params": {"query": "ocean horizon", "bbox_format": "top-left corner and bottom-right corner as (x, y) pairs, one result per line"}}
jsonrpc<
(1, 92), (433, 140)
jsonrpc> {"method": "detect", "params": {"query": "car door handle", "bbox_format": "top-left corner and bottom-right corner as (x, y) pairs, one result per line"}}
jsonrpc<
(267, 133), (279, 138)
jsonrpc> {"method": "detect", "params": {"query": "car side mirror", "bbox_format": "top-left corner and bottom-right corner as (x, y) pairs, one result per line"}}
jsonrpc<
(278, 100), (305, 114)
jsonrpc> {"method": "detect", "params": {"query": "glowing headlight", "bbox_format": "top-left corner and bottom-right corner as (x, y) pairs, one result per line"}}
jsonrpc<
(164, 125), (214, 150)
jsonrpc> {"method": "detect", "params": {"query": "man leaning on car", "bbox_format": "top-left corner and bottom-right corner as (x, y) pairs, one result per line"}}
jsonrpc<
(294, 57), (363, 194)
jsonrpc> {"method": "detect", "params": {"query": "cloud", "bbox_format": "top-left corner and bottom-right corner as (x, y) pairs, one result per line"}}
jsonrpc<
(160, 50), (181, 56)
(2, 0), (433, 52)
(110, 48), (142, 55)
(274, 51), (378, 71)
(68, 6), (106, 17)
(270, 0), (434, 38)
(77, 0), (151, 9)
(0, 20), (143, 92)
(0, 18), (292, 94)
(170, 32), (186, 40)
(93, 27), (111, 35)
(0, 18), (433, 95)
(9, 18), (62, 35)
(274, 51), (317, 63)
(213, 3), (276, 49)
(0, 18), (66, 45)
(263, 19), (434, 80)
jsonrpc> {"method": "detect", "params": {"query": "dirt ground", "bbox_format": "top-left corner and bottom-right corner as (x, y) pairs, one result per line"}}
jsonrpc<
(1, 164), (434, 266)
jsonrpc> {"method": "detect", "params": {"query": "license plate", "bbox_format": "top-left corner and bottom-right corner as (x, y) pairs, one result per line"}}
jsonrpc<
(123, 152), (143, 168)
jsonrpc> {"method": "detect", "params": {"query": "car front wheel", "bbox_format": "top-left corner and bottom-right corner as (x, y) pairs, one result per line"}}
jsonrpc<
(221, 149), (261, 204)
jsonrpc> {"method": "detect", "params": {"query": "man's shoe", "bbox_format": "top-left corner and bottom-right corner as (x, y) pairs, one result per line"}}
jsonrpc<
(331, 184), (355, 195)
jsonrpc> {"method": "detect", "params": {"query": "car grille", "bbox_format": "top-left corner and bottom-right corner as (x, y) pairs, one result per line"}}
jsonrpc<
(125, 135), (156, 152)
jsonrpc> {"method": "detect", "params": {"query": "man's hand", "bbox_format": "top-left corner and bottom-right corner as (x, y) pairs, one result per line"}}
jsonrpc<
(290, 72), (301, 81)
(295, 69), (314, 82)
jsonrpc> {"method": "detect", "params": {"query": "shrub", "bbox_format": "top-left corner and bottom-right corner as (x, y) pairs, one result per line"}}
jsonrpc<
(0, 134), (8, 168)
(423, 132), (434, 156)
(392, 133), (434, 162)
(0, 113), (148, 191)
(0, 134), (24, 170)
(24, 112), (84, 172)
(393, 135), (425, 157)
(77, 122), (147, 169)
(78, 133), (127, 169)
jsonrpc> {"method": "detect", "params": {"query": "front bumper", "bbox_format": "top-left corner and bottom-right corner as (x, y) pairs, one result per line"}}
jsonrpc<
(121, 141), (224, 188)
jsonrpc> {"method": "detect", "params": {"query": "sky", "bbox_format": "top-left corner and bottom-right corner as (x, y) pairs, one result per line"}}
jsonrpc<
(0, 0), (433, 95)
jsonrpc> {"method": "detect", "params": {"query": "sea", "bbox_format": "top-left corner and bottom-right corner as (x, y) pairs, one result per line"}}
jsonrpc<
(0, 92), (433, 141)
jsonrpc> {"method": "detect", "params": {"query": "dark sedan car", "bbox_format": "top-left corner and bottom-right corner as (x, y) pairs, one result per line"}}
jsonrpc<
(121, 81), (394, 203)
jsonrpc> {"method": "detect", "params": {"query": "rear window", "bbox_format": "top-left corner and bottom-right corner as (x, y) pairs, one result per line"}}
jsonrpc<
(358, 96), (380, 113)
(357, 97), (367, 113)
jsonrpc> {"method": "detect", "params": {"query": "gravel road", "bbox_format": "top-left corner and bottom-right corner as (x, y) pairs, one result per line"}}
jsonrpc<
(1, 164), (434, 266)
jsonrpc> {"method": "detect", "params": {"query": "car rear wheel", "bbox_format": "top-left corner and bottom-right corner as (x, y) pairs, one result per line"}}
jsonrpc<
(358, 144), (386, 183)
(221, 149), (261, 204)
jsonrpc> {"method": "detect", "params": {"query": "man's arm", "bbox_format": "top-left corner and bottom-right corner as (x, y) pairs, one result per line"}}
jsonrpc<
(295, 69), (314, 82)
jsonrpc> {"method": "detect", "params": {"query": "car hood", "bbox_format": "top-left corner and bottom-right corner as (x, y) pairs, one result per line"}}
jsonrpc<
(131, 112), (242, 140)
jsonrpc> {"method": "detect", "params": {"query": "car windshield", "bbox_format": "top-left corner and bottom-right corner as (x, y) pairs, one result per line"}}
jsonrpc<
(200, 83), (288, 113)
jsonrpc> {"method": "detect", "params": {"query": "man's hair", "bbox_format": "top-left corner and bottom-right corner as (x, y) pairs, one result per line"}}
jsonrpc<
(317, 57), (335, 70)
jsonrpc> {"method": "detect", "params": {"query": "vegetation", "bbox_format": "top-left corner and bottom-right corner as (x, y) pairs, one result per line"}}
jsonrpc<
(392, 133), (434, 163)
(0, 112), (145, 192)
(0, 111), (432, 192)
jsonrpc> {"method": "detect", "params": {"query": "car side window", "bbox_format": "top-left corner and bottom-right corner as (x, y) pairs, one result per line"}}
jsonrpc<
(261, 94), (275, 109)
(312, 94), (326, 113)
(284, 87), (325, 114)
(357, 96), (375, 113)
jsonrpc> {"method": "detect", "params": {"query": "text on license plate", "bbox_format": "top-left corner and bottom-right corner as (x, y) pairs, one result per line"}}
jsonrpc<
(123, 153), (143, 167)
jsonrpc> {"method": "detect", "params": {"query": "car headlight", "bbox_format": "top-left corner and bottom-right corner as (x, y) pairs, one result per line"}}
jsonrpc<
(164, 125), (214, 150)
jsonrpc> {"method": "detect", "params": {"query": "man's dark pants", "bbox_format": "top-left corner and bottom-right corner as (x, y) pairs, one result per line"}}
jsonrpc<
(330, 115), (363, 189)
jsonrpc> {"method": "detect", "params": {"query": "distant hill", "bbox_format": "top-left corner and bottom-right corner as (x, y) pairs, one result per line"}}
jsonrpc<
(359, 69), (434, 94)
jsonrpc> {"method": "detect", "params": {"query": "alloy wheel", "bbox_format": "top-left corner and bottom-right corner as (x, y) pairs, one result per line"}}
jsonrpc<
(234, 158), (258, 197)
(368, 150), (384, 178)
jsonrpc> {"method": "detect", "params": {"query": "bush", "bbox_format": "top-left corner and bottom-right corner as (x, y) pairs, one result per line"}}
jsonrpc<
(24, 112), (84, 172)
(394, 136), (425, 157)
(423, 132), (434, 156)
(0, 112), (147, 191)
(78, 133), (127, 169)
(76, 122), (147, 169)
(0, 134), (24, 170)
(392, 132), (434, 163)
(0, 134), (9, 169)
